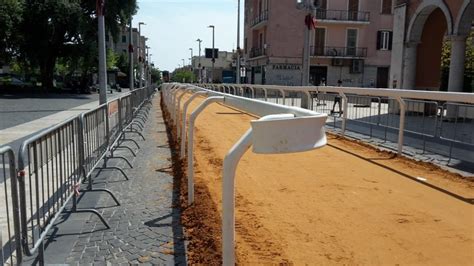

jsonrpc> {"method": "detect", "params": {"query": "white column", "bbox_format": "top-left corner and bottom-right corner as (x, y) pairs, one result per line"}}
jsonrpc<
(448, 35), (467, 93)
(402, 42), (418, 90)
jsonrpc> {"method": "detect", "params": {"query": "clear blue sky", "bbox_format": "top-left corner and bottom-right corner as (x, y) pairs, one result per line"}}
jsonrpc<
(134, 0), (243, 72)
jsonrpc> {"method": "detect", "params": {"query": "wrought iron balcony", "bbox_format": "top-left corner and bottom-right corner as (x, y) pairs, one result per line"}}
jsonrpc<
(311, 46), (367, 58)
(315, 9), (370, 23)
(249, 47), (266, 58)
(251, 10), (269, 27)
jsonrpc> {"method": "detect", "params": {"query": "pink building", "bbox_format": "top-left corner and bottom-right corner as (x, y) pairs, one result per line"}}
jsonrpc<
(244, 0), (394, 87)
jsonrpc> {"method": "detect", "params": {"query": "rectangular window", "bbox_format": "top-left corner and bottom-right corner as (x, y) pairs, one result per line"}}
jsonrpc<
(314, 28), (326, 56)
(377, 30), (392, 50)
(121, 35), (127, 43)
(346, 29), (358, 56)
(244, 38), (248, 54)
(381, 0), (392, 14)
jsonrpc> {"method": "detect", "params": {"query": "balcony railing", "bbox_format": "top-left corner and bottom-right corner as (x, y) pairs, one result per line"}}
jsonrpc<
(251, 10), (269, 27)
(315, 9), (370, 23)
(249, 47), (266, 58)
(311, 46), (367, 57)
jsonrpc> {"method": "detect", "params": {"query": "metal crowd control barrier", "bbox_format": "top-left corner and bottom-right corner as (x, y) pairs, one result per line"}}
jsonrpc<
(161, 83), (328, 265)
(200, 83), (474, 166)
(0, 146), (21, 265)
(0, 86), (155, 264)
(17, 116), (109, 265)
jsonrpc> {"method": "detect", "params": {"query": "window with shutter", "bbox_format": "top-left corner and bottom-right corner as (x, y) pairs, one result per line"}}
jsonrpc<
(377, 31), (392, 50)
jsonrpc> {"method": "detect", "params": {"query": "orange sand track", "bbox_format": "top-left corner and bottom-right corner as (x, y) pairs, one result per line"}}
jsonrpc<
(168, 93), (473, 265)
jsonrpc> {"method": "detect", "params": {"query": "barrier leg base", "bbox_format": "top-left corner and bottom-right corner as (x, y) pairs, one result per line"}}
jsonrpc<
(120, 139), (140, 150)
(114, 145), (137, 157)
(75, 209), (111, 229)
(79, 188), (121, 206)
(108, 156), (134, 168)
(96, 166), (129, 180)
(125, 130), (146, 141)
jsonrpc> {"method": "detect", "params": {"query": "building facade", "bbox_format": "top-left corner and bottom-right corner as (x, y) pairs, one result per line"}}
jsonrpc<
(244, 0), (394, 87)
(106, 27), (147, 66)
(191, 51), (236, 83)
(390, 0), (473, 92)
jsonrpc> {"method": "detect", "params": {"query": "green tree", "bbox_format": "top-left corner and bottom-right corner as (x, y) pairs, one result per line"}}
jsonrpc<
(18, 0), (138, 90)
(0, 0), (23, 64)
(150, 66), (161, 84)
(172, 69), (195, 83)
(106, 48), (118, 70)
(441, 31), (474, 92)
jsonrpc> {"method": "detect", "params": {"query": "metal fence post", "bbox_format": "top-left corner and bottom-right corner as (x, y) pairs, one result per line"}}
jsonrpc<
(339, 92), (348, 136)
(181, 91), (208, 158)
(396, 97), (406, 155)
(187, 96), (225, 204)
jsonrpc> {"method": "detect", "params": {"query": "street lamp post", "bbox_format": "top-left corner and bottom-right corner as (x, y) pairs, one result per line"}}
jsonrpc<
(297, 0), (316, 108)
(208, 25), (215, 83)
(138, 22), (146, 88)
(196, 39), (202, 83)
(189, 48), (193, 66)
(189, 48), (194, 83)
(236, 0), (241, 84)
(128, 17), (134, 90)
(97, 0), (107, 104)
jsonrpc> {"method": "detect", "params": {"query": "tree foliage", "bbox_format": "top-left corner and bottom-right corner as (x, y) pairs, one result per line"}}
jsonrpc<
(172, 69), (195, 83)
(150, 67), (162, 84)
(0, 0), (23, 63)
(2, 0), (138, 90)
(441, 31), (474, 92)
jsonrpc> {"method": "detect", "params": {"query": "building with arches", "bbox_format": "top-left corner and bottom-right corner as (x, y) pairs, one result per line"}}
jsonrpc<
(390, 0), (473, 92)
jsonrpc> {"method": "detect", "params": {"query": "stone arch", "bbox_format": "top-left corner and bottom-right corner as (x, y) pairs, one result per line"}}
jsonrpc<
(454, 0), (474, 36)
(406, 0), (453, 42)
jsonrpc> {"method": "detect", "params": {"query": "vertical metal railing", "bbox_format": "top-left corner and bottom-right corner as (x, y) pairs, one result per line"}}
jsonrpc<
(190, 83), (474, 165)
(17, 116), (83, 263)
(0, 146), (21, 265)
(0, 85), (155, 264)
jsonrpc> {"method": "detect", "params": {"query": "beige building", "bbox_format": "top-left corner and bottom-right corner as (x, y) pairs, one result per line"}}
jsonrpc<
(244, 0), (394, 87)
(390, 0), (473, 92)
(106, 27), (147, 66)
(191, 51), (236, 83)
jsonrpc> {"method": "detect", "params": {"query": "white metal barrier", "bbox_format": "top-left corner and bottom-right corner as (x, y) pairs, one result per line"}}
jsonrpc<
(200, 84), (474, 162)
(161, 83), (328, 265)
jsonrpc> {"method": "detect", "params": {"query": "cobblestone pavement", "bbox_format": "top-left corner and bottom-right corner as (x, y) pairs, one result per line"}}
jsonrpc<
(42, 94), (187, 265)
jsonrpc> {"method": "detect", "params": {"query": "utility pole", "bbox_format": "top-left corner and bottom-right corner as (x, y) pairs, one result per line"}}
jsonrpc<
(189, 48), (194, 83)
(208, 25), (215, 83)
(129, 18), (134, 90)
(236, 0), (241, 84)
(138, 22), (145, 88)
(97, 0), (107, 104)
(297, 0), (316, 108)
(196, 39), (202, 83)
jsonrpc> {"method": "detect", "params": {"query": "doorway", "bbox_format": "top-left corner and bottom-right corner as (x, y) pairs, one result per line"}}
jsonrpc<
(376, 67), (389, 88)
(310, 66), (327, 86)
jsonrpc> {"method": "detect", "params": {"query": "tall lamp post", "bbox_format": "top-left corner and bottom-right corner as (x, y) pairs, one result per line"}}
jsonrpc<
(189, 48), (194, 83)
(196, 38), (202, 83)
(236, 0), (241, 84)
(97, 0), (107, 104)
(138, 22), (146, 88)
(296, 0), (316, 108)
(128, 17), (134, 90)
(208, 25), (215, 83)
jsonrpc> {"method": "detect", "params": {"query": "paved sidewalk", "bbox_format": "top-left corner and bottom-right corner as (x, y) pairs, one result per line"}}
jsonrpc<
(0, 90), (130, 147)
(40, 95), (187, 264)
